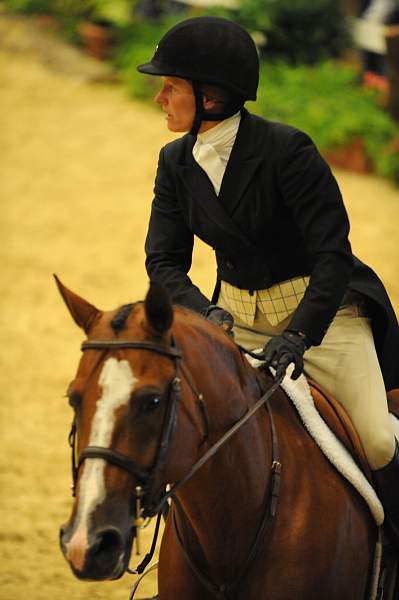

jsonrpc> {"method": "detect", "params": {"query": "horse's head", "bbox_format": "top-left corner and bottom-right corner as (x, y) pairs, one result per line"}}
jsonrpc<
(57, 278), (205, 581)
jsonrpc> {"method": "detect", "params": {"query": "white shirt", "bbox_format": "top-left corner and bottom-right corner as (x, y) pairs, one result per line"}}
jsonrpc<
(192, 112), (241, 195)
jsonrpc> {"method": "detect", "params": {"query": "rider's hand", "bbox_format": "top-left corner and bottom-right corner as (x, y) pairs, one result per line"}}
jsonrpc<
(263, 331), (310, 381)
(202, 305), (234, 337)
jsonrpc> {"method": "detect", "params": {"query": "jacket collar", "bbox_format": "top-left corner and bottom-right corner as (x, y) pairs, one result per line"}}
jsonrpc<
(218, 109), (262, 214)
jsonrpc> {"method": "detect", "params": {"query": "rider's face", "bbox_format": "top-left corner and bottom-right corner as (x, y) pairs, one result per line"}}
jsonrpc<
(155, 76), (196, 132)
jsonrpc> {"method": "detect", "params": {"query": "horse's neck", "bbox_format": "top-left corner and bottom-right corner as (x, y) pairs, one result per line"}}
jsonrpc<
(174, 326), (271, 572)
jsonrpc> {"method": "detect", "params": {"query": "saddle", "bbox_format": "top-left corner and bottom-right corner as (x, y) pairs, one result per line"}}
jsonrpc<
(308, 379), (399, 484)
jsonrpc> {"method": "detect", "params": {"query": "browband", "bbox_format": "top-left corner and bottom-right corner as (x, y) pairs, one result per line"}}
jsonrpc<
(81, 339), (182, 359)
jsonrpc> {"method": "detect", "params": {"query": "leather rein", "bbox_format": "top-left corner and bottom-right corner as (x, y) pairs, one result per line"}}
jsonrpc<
(68, 336), (283, 596)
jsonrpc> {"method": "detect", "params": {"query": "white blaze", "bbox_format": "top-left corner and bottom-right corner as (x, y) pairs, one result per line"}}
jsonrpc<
(66, 357), (136, 568)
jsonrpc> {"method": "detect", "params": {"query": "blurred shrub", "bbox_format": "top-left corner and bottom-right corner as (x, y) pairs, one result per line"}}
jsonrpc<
(2, 0), (133, 22)
(253, 61), (399, 180)
(2, 0), (54, 14)
(215, 0), (351, 65)
(92, 0), (133, 25)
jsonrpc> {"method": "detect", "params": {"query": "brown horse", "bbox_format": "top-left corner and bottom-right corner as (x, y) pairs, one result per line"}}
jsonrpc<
(57, 278), (377, 599)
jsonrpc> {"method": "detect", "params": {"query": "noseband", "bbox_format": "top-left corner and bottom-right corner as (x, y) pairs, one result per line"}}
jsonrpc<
(69, 337), (184, 516)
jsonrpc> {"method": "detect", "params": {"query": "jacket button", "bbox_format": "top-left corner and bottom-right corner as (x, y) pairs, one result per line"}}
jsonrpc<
(226, 260), (235, 270)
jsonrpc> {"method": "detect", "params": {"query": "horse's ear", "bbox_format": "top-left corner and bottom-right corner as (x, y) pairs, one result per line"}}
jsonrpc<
(54, 274), (101, 333)
(144, 281), (173, 336)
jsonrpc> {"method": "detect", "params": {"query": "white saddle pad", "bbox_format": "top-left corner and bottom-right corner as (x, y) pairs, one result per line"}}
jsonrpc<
(248, 356), (385, 526)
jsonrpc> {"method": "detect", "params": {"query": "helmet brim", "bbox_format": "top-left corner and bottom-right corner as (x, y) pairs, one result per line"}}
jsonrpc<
(137, 62), (175, 77)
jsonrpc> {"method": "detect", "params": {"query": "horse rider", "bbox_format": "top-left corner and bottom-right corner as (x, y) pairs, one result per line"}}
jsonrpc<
(137, 16), (399, 548)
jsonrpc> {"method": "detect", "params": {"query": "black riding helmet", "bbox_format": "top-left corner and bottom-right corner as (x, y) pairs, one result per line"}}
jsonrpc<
(137, 16), (259, 136)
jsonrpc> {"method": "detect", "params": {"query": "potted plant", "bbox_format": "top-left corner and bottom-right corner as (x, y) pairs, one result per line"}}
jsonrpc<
(77, 0), (133, 60)
(49, 0), (118, 60)
(78, 17), (114, 60)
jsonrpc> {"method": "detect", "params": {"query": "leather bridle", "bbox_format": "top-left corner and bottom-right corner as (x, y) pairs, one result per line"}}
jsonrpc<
(69, 337), (183, 516)
(67, 335), (283, 596)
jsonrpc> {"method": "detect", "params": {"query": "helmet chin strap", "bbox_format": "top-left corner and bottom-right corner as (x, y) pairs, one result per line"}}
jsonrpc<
(189, 80), (244, 137)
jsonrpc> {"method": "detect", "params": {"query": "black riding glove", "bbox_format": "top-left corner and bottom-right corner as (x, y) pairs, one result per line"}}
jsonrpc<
(202, 305), (234, 337)
(263, 331), (310, 381)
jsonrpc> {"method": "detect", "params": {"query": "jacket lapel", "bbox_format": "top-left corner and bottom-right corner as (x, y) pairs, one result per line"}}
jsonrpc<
(176, 143), (253, 249)
(219, 112), (263, 215)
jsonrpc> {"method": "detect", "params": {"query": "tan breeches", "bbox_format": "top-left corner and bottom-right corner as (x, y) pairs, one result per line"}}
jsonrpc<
(218, 288), (396, 470)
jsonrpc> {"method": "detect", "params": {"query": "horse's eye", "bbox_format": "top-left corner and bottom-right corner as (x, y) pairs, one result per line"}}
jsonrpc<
(141, 395), (161, 415)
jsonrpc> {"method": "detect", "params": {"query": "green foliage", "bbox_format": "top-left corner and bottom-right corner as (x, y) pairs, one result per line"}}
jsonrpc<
(253, 61), (399, 181)
(2, 0), (133, 22)
(52, 0), (97, 19)
(213, 0), (351, 65)
(2, 0), (53, 14)
(92, 0), (133, 26)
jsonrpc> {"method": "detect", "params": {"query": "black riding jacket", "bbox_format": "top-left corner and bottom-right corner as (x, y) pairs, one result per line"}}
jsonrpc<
(145, 109), (399, 389)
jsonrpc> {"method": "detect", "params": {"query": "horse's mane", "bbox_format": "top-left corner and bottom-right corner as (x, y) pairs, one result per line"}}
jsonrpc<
(173, 305), (259, 392)
(110, 302), (139, 333)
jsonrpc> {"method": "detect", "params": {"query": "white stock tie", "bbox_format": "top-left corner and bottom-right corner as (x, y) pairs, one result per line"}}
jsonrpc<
(194, 140), (224, 195)
(192, 112), (241, 196)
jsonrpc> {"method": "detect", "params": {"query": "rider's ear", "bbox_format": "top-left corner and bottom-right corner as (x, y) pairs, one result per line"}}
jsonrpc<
(144, 281), (173, 336)
(54, 274), (101, 333)
(202, 94), (218, 112)
(202, 95), (211, 110)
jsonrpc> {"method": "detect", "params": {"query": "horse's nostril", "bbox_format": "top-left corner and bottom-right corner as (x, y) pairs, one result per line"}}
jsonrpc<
(90, 528), (123, 567)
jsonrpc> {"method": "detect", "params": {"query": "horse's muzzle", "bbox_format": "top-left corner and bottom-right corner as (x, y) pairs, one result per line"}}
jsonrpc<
(60, 523), (129, 580)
